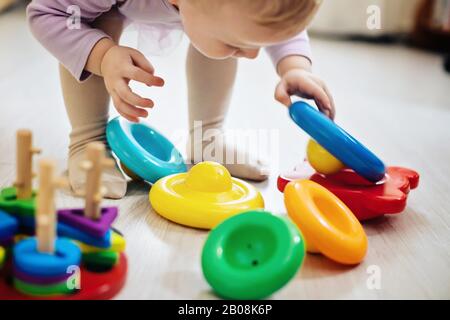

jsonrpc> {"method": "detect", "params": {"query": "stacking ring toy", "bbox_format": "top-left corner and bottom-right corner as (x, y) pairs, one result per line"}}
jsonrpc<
(284, 180), (367, 264)
(289, 101), (385, 182)
(310, 166), (420, 221)
(149, 162), (264, 229)
(106, 117), (186, 183)
(0, 187), (36, 217)
(119, 162), (143, 181)
(202, 210), (305, 299)
(75, 231), (126, 254)
(13, 266), (71, 285)
(1, 254), (128, 300)
(0, 210), (18, 242)
(13, 278), (74, 296)
(13, 238), (81, 277)
(307, 139), (344, 175)
(0, 246), (5, 268)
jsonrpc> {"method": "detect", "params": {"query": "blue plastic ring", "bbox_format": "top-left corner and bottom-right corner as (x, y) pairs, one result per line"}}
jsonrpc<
(0, 209), (18, 241)
(289, 101), (385, 182)
(13, 238), (81, 277)
(106, 117), (187, 183)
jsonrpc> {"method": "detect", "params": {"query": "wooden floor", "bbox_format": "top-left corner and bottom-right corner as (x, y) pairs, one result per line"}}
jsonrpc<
(1, 4), (449, 299)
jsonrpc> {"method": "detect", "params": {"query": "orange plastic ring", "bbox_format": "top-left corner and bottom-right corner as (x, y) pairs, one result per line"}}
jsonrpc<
(284, 180), (367, 265)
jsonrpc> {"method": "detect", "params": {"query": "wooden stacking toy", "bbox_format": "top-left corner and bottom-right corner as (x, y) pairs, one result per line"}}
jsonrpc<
(58, 143), (118, 236)
(12, 159), (82, 297)
(0, 130), (40, 216)
(0, 133), (128, 299)
(56, 142), (123, 271)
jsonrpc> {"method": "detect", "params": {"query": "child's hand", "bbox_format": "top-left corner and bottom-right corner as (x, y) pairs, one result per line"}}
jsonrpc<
(100, 45), (165, 122)
(275, 68), (335, 119)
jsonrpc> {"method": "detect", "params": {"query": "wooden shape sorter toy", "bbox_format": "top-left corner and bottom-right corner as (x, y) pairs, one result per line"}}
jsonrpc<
(0, 130), (40, 216)
(7, 159), (83, 297)
(57, 142), (118, 237)
(0, 135), (127, 299)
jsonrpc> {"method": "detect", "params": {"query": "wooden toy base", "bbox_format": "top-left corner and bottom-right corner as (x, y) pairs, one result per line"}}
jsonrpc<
(0, 253), (127, 300)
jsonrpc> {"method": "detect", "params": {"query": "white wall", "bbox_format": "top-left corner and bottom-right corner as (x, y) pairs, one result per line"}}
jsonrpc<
(310, 0), (421, 36)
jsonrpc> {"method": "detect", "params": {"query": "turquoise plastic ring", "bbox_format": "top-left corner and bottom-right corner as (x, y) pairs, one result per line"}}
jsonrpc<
(202, 210), (305, 300)
(289, 101), (386, 182)
(13, 237), (81, 277)
(106, 117), (187, 183)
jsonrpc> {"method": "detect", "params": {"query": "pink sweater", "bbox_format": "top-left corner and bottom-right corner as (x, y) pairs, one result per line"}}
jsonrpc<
(27, 0), (312, 81)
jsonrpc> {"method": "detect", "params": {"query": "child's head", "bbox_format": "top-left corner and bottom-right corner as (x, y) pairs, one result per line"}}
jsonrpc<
(169, 0), (321, 59)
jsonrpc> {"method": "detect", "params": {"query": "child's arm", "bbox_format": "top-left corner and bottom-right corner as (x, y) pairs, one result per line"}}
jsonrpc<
(27, 0), (164, 122)
(265, 31), (335, 119)
(27, 0), (121, 81)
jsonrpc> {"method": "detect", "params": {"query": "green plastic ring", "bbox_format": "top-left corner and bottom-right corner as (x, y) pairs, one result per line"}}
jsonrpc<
(83, 251), (119, 272)
(202, 210), (305, 300)
(13, 278), (75, 296)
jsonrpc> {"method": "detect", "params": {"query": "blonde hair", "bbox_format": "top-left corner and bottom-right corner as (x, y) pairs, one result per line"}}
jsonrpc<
(250, 0), (321, 33)
(193, 0), (322, 35)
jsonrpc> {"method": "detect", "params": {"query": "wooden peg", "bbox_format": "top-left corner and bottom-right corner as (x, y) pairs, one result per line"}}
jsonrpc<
(102, 158), (115, 168)
(36, 159), (57, 253)
(82, 143), (112, 220)
(14, 130), (41, 199)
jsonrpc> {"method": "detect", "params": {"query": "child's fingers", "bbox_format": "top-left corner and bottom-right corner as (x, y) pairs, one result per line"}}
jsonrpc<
(296, 78), (332, 119)
(148, 75), (165, 87)
(126, 66), (165, 87)
(311, 76), (336, 119)
(119, 111), (139, 123)
(128, 49), (165, 86)
(111, 94), (139, 123)
(116, 81), (154, 108)
(274, 81), (292, 107)
(129, 49), (155, 74)
(111, 91), (148, 121)
(321, 84), (335, 119)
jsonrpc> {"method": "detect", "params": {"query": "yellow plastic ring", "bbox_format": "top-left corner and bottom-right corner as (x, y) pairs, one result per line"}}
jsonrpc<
(284, 180), (367, 264)
(0, 246), (5, 268)
(149, 162), (264, 229)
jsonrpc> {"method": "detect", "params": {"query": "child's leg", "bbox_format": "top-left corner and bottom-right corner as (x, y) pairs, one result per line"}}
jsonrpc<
(186, 44), (269, 181)
(59, 8), (126, 199)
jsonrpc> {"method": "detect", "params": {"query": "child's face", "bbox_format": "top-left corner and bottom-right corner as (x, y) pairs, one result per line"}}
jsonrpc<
(173, 0), (303, 60)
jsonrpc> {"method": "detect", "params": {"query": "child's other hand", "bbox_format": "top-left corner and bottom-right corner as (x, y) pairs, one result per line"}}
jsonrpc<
(100, 45), (165, 122)
(275, 69), (335, 119)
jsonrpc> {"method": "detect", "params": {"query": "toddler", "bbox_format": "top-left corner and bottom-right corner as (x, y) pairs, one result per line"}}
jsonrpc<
(27, 0), (335, 199)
